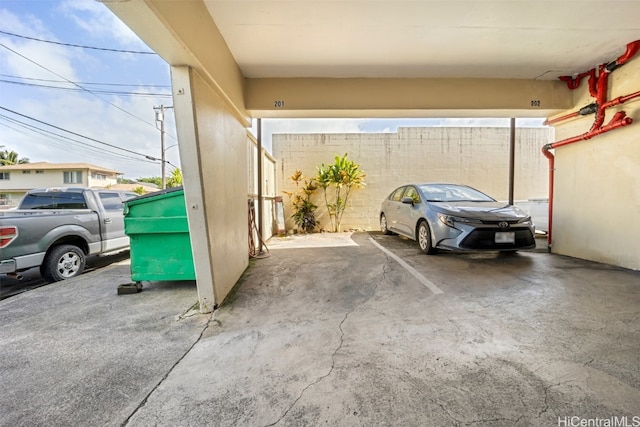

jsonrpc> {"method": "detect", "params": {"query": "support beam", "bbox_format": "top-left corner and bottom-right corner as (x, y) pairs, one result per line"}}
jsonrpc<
(245, 77), (571, 118)
(171, 66), (216, 313)
(509, 117), (515, 205)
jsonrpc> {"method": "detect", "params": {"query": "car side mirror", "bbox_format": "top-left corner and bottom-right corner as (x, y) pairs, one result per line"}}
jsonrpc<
(401, 196), (415, 205)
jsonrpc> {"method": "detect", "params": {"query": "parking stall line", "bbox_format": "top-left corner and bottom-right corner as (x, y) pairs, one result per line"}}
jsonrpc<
(369, 237), (444, 295)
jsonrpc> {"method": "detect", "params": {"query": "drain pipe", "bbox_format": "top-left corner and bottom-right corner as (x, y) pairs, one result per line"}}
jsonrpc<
(541, 40), (640, 250)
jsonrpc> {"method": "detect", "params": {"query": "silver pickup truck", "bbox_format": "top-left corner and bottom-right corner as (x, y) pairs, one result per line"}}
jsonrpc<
(0, 187), (137, 282)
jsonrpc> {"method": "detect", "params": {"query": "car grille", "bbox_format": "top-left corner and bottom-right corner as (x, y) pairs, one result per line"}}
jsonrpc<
(480, 220), (521, 225)
(460, 228), (535, 250)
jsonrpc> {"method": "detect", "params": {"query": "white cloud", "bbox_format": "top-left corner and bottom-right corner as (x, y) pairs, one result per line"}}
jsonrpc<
(4, 86), (177, 179)
(0, 9), (79, 81)
(59, 0), (150, 50)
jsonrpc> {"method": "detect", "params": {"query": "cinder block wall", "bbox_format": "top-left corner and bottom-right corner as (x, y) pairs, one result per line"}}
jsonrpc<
(273, 126), (553, 232)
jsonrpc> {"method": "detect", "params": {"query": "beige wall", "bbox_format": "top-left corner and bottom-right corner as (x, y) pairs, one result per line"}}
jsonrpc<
(273, 126), (552, 232)
(0, 168), (118, 208)
(551, 55), (640, 270)
(172, 66), (248, 311)
(0, 169), (117, 190)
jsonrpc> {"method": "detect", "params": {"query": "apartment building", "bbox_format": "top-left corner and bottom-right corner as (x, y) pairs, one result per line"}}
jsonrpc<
(0, 162), (121, 208)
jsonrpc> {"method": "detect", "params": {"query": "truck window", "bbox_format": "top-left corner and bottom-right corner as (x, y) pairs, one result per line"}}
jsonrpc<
(98, 192), (125, 211)
(20, 192), (88, 209)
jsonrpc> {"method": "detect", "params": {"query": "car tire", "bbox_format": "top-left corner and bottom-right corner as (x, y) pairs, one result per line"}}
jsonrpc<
(380, 214), (393, 235)
(41, 244), (86, 282)
(417, 221), (437, 255)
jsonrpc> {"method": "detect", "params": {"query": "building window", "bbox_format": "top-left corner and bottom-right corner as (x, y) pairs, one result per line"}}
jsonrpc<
(22, 170), (31, 174)
(0, 194), (7, 206)
(0, 172), (9, 180)
(91, 173), (107, 180)
(36, 170), (44, 174)
(63, 171), (83, 184)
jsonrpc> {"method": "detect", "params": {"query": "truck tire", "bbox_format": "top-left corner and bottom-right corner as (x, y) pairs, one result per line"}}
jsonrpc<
(41, 244), (86, 282)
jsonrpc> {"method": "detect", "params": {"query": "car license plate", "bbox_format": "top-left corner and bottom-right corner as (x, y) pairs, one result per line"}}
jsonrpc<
(495, 232), (515, 244)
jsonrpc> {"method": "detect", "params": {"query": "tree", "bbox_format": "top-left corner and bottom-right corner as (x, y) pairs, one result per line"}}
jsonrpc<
(316, 153), (366, 232)
(0, 147), (29, 165)
(167, 168), (182, 188)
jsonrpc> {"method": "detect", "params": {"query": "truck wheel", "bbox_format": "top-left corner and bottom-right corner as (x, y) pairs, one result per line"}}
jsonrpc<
(41, 245), (86, 282)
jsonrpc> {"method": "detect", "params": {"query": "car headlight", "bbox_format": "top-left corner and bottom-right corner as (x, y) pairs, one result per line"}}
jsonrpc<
(437, 213), (480, 227)
(516, 216), (532, 223)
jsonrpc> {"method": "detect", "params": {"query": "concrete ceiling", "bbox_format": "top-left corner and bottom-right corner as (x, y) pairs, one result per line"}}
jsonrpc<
(204, 0), (640, 80)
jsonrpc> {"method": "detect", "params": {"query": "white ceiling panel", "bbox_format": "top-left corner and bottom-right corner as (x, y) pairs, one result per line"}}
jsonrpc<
(204, 0), (640, 79)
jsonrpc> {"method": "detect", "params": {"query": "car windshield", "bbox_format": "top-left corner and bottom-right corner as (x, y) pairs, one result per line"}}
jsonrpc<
(418, 184), (495, 202)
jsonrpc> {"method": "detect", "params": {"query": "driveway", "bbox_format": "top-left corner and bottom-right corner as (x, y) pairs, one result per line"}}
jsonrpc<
(1, 232), (639, 426)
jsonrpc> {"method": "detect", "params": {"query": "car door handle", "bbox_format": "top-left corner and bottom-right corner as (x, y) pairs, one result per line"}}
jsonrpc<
(104, 218), (112, 224)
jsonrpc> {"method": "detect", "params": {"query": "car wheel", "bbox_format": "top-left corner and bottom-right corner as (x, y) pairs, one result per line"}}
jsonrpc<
(380, 214), (392, 235)
(41, 244), (86, 282)
(417, 221), (437, 255)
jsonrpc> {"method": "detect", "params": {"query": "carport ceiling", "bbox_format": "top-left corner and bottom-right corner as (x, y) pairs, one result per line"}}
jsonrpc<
(205, 0), (640, 80)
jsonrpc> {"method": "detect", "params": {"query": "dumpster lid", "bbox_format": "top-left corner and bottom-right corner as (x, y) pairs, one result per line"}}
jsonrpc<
(125, 186), (184, 206)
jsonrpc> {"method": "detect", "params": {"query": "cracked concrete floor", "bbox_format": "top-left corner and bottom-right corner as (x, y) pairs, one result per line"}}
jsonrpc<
(126, 232), (640, 426)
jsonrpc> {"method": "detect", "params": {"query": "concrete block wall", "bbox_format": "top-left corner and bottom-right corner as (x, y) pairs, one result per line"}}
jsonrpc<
(273, 126), (553, 232)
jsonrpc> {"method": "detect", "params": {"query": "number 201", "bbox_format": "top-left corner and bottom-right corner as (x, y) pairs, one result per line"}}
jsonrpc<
(274, 100), (285, 107)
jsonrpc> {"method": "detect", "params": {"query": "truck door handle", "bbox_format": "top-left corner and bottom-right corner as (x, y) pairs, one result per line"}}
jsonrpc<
(104, 218), (112, 224)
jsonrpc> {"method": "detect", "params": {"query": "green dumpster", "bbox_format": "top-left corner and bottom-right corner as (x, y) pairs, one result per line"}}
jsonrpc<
(124, 187), (196, 282)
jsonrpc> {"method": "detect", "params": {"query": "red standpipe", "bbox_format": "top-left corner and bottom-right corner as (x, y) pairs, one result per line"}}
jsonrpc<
(542, 40), (640, 250)
(550, 40), (640, 126)
(541, 112), (633, 247)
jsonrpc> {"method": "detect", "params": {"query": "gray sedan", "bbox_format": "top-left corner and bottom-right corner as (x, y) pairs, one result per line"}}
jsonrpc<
(380, 183), (536, 254)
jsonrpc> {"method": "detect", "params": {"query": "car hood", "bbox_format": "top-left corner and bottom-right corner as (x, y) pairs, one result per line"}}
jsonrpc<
(429, 201), (529, 221)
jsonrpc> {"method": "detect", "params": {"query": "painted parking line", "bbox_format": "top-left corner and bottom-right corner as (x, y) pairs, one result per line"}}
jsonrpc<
(369, 237), (444, 295)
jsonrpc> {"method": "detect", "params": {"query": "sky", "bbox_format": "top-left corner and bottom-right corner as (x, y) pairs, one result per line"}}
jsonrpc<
(0, 0), (545, 180)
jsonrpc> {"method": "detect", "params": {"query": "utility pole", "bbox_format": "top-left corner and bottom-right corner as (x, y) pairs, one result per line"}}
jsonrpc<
(153, 105), (173, 189)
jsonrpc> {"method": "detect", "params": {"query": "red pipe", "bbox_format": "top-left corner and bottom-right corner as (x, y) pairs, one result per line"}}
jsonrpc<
(542, 40), (640, 251)
(590, 64), (610, 132)
(607, 40), (640, 70)
(558, 70), (592, 90)
(542, 112), (633, 248)
(541, 147), (556, 245)
(552, 111), (632, 149)
(544, 111), (579, 126)
(602, 89), (640, 109)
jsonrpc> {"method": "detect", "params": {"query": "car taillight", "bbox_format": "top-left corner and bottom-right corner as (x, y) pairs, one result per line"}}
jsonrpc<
(0, 226), (18, 248)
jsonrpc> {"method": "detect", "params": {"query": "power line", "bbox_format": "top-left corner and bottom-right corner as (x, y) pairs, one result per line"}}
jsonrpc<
(0, 30), (156, 55)
(0, 73), (171, 88)
(0, 114), (158, 165)
(0, 43), (178, 141)
(0, 79), (172, 97)
(0, 105), (156, 160)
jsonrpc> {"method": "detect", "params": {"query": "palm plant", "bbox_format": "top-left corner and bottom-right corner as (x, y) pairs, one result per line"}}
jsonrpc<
(316, 153), (365, 232)
(0, 147), (29, 165)
(167, 168), (183, 188)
